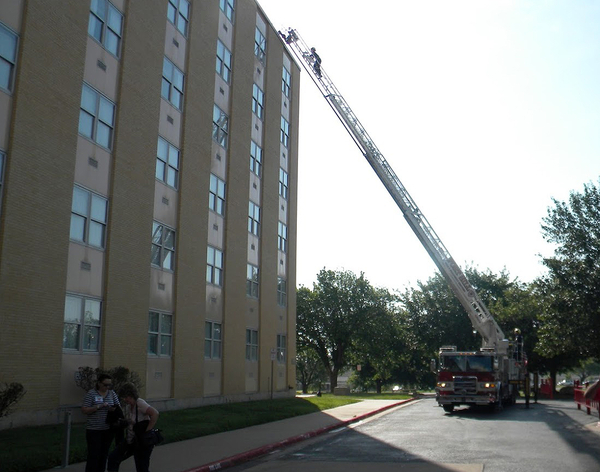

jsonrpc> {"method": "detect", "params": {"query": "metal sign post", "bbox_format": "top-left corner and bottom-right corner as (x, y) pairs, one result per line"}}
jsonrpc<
(270, 348), (276, 400)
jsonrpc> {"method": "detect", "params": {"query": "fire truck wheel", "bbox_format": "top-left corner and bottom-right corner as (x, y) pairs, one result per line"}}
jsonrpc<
(443, 405), (454, 413)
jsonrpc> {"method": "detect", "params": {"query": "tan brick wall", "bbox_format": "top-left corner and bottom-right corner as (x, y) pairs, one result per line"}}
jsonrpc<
(286, 58), (301, 390)
(261, 27), (287, 392)
(221, 0), (257, 396)
(100, 2), (167, 388)
(0, 0), (299, 425)
(171, 1), (219, 399)
(0, 1), (89, 410)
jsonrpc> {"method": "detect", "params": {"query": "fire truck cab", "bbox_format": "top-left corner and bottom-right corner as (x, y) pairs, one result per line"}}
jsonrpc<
(433, 344), (523, 413)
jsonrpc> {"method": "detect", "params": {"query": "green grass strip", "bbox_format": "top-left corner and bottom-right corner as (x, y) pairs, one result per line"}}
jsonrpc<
(1, 394), (408, 472)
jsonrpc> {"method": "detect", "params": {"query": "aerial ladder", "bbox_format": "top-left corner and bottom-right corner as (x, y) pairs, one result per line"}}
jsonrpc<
(281, 28), (527, 410)
(281, 28), (507, 353)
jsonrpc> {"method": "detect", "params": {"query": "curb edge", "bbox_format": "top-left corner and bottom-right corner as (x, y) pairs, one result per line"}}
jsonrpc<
(183, 397), (418, 472)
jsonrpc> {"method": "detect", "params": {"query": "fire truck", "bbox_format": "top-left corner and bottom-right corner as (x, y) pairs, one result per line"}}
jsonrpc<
(281, 29), (527, 412)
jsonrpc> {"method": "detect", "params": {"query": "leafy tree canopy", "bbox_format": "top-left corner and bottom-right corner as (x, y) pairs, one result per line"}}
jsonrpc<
(297, 269), (394, 391)
(538, 179), (600, 361)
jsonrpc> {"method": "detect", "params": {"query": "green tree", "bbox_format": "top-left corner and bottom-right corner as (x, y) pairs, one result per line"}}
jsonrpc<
(537, 179), (600, 362)
(572, 359), (600, 383)
(398, 267), (533, 386)
(398, 272), (476, 388)
(296, 269), (389, 392)
(295, 347), (328, 394)
(349, 288), (404, 393)
(484, 275), (542, 370)
(400, 271), (478, 352)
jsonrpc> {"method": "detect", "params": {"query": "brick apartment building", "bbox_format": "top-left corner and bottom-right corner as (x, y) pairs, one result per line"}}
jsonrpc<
(0, 0), (299, 428)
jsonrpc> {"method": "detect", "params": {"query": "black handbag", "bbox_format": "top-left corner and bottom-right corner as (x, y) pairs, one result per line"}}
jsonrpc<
(133, 404), (164, 447)
(133, 419), (149, 438)
(106, 405), (125, 429)
(142, 428), (164, 447)
(105, 391), (125, 429)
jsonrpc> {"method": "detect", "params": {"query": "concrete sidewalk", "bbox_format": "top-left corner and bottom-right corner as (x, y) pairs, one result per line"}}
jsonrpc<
(45, 398), (415, 472)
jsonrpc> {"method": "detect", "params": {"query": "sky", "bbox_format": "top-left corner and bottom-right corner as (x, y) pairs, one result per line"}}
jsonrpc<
(257, 0), (600, 291)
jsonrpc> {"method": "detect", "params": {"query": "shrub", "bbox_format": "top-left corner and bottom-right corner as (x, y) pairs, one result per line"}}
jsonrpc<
(0, 383), (26, 418)
(75, 366), (143, 394)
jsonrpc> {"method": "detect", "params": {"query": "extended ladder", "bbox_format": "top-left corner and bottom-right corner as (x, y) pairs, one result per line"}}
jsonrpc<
(281, 28), (506, 351)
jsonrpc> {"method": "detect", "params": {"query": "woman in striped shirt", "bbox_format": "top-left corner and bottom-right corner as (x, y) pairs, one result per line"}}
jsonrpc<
(81, 373), (121, 472)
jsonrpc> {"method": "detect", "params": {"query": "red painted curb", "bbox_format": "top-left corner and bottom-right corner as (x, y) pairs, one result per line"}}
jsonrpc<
(183, 398), (417, 472)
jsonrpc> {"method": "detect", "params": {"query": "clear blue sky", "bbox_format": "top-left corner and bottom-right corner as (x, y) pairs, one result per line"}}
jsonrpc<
(258, 0), (600, 290)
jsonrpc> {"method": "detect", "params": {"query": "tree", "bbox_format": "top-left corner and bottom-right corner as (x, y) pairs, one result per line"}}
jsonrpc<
(400, 271), (479, 351)
(349, 288), (404, 393)
(397, 266), (535, 387)
(397, 272), (476, 388)
(482, 273), (544, 371)
(296, 269), (390, 392)
(296, 347), (328, 394)
(571, 359), (600, 383)
(537, 179), (600, 362)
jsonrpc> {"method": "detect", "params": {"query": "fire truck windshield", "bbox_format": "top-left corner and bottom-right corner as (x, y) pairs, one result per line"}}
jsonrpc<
(441, 355), (494, 372)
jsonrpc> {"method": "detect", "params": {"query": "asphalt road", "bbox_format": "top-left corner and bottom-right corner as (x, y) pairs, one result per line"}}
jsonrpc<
(230, 397), (600, 472)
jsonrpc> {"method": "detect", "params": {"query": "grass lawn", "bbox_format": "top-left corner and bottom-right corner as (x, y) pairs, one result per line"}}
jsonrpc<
(0, 393), (411, 472)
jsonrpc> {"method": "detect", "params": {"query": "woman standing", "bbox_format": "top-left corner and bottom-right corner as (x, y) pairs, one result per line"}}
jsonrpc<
(107, 382), (159, 472)
(81, 373), (120, 472)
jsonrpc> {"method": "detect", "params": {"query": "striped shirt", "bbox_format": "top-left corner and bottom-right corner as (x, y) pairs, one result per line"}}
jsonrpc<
(82, 389), (121, 430)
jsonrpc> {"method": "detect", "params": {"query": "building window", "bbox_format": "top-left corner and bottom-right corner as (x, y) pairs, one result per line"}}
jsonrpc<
(88, 0), (123, 57)
(70, 186), (108, 249)
(216, 40), (232, 83)
(254, 27), (266, 63)
(161, 57), (184, 110)
(250, 141), (262, 177)
(148, 311), (172, 356)
(277, 278), (287, 307)
(278, 222), (288, 253)
(247, 264), (259, 298)
(209, 174), (226, 216)
(79, 84), (115, 149)
(151, 221), (175, 271)
(167, 0), (190, 36)
(206, 246), (223, 286)
(280, 116), (290, 148)
(219, 0), (235, 22)
(282, 67), (291, 98)
(279, 168), (289, 199)
(0, 23), (18, 92)
(252, 84), (264, 120)
(156, 137), (179, 189)
(246, 329), (258, 361)
(205, 321), (222, 359)
(248, 201), (260, 237)
(277, 334), (286, 363)
(63, 294), (101, 352)
(212, 105), (229, 148)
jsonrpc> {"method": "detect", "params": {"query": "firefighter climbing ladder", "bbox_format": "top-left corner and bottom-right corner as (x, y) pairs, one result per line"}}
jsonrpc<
(281, 28), (507, 351)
